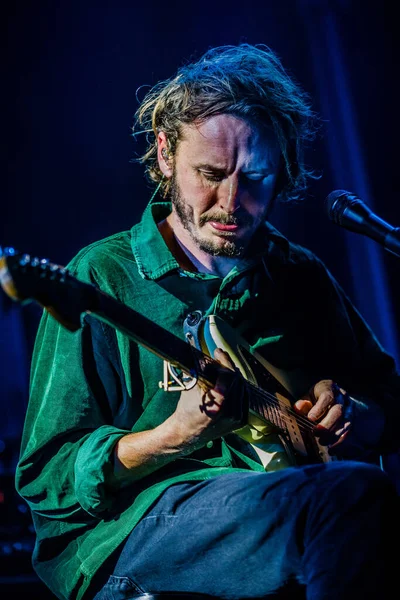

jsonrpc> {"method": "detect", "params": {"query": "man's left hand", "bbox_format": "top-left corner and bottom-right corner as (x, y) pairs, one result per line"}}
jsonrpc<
(294, 379), (354, 450)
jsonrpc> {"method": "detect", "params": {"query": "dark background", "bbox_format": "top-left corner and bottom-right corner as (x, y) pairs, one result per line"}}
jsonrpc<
(1, 0), (399, 596)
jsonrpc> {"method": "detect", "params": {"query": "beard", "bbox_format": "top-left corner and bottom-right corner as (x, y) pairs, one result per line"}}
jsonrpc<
(169, 172), (256, 258)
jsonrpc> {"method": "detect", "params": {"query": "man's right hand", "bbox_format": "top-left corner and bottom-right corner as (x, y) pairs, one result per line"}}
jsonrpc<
(114, 348), (246, 483)
(168, 348), (246, 454)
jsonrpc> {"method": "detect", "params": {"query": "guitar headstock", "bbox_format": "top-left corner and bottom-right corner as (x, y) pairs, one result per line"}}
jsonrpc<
(0, 246), (97, 331)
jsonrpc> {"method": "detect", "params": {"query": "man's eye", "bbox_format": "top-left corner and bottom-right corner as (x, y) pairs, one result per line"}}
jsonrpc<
(201, 171), (224, 182)
(243, 174), (266, 182)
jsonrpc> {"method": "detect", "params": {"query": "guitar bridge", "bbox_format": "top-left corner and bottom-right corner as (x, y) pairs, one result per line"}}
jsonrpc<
(158, 360), (198, 392)
(159, 311), (205, 392)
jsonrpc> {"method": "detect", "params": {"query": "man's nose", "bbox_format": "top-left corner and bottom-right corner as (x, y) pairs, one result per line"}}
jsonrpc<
(218, 177), (241, 213)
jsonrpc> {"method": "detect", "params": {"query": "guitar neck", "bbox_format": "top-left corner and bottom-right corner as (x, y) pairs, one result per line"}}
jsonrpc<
(94, 290), (187, 364)
(0, 246), (287, 424)
(247, 387), (291, 431)
(88, 288), (218, 388)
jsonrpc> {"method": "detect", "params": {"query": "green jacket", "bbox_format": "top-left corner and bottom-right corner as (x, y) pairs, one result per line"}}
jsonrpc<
(15, 201), (400, 600)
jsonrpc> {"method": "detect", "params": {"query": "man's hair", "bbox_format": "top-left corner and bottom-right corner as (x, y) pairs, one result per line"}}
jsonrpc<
(133, 43), (319, 202)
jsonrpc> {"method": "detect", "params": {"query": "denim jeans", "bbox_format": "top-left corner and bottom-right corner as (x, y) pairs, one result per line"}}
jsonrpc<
(92, 462), (398, 599)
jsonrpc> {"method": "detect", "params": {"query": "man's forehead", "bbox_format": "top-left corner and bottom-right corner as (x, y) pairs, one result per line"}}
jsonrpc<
(177, 115), (279, 167)
(180, 114), (256, 143)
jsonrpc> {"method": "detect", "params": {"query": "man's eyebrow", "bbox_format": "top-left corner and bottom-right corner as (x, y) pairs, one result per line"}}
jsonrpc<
(194, 163), (226, 171)
(194, 163), (273, 174)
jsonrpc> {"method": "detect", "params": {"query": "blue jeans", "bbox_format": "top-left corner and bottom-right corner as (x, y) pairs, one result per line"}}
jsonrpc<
(92, 462), (398, 599)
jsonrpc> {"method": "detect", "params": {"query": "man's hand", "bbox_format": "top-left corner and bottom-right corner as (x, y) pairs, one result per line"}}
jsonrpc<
(168, 348), (246, 454)
(294, 379), (352, 450)
(294, 379), (385, 458)
(114, 348), (246, 483)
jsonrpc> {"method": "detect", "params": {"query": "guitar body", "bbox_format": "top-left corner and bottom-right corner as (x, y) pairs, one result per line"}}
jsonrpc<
(183, 311), (333, 471)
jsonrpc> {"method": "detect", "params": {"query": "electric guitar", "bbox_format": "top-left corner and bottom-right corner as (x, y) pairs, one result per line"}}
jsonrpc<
(0, 246), (333, 471)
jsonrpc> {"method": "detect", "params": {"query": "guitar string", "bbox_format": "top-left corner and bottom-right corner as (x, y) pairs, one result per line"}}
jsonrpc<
(243, 380), (318, 433)
(195, 354), (316, 432)
(197, 356), (316, 431)
(197, 357), (318, 433)
(249, 385), (317, 432)
(195, 353), (332, 434)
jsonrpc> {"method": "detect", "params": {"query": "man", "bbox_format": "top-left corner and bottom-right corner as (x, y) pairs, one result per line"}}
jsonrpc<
(15, 44), (400, 600)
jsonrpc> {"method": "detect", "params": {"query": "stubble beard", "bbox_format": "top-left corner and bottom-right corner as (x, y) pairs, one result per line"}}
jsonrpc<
(169, 173), (248, 258)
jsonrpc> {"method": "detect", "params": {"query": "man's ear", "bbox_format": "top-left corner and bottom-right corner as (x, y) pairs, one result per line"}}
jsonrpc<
(157, 131), (173, 178)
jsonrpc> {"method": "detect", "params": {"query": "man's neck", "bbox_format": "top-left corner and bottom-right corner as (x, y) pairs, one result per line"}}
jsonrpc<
(174, 235), (239, 277)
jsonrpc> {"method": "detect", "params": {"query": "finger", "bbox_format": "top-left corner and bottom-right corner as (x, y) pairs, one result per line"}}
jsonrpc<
(294, 381), (334, 422)
(213, 348), (239, 395)
(313, 379), (335, 397)
(333, 421), (352, 440)
(308, 390), (335, 421)
(294, 399), (313, 415)
(213, 347), (236, 371)
(308, 380), (346, 421)
(314, 422), (351, 448)
(315, 403), (346, 431)
(199, 388), (224, 418)
(212, 348), (247, 426)
(327, 423), (352, 451)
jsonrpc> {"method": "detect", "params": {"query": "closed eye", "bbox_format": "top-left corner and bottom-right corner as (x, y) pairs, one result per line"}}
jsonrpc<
(198, 169), (272, 184)
(241, 172), (271, 182)
(199, 170), (225, 182)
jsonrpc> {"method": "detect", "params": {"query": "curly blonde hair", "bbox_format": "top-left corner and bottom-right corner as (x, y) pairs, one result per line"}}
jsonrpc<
(133, 44), (319, 202)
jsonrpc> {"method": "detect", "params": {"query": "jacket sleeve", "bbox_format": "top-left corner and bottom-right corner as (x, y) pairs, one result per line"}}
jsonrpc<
(15, 259), (140, 519)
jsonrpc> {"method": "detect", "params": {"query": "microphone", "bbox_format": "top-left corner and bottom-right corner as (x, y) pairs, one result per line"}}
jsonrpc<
(325, 190), (400, 258)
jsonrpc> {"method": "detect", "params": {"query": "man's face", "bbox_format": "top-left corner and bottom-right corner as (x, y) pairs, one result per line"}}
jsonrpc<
(168, 114), (281, 258)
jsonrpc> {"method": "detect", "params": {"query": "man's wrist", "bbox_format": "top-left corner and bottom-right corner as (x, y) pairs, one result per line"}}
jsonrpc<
(348, 395), (386, 449)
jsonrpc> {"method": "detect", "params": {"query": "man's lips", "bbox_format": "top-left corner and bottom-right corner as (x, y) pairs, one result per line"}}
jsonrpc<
(209, 221), (240, 232)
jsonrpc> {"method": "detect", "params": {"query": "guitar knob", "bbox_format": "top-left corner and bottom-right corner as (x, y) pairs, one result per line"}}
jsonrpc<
(186, 310), (202, 326)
